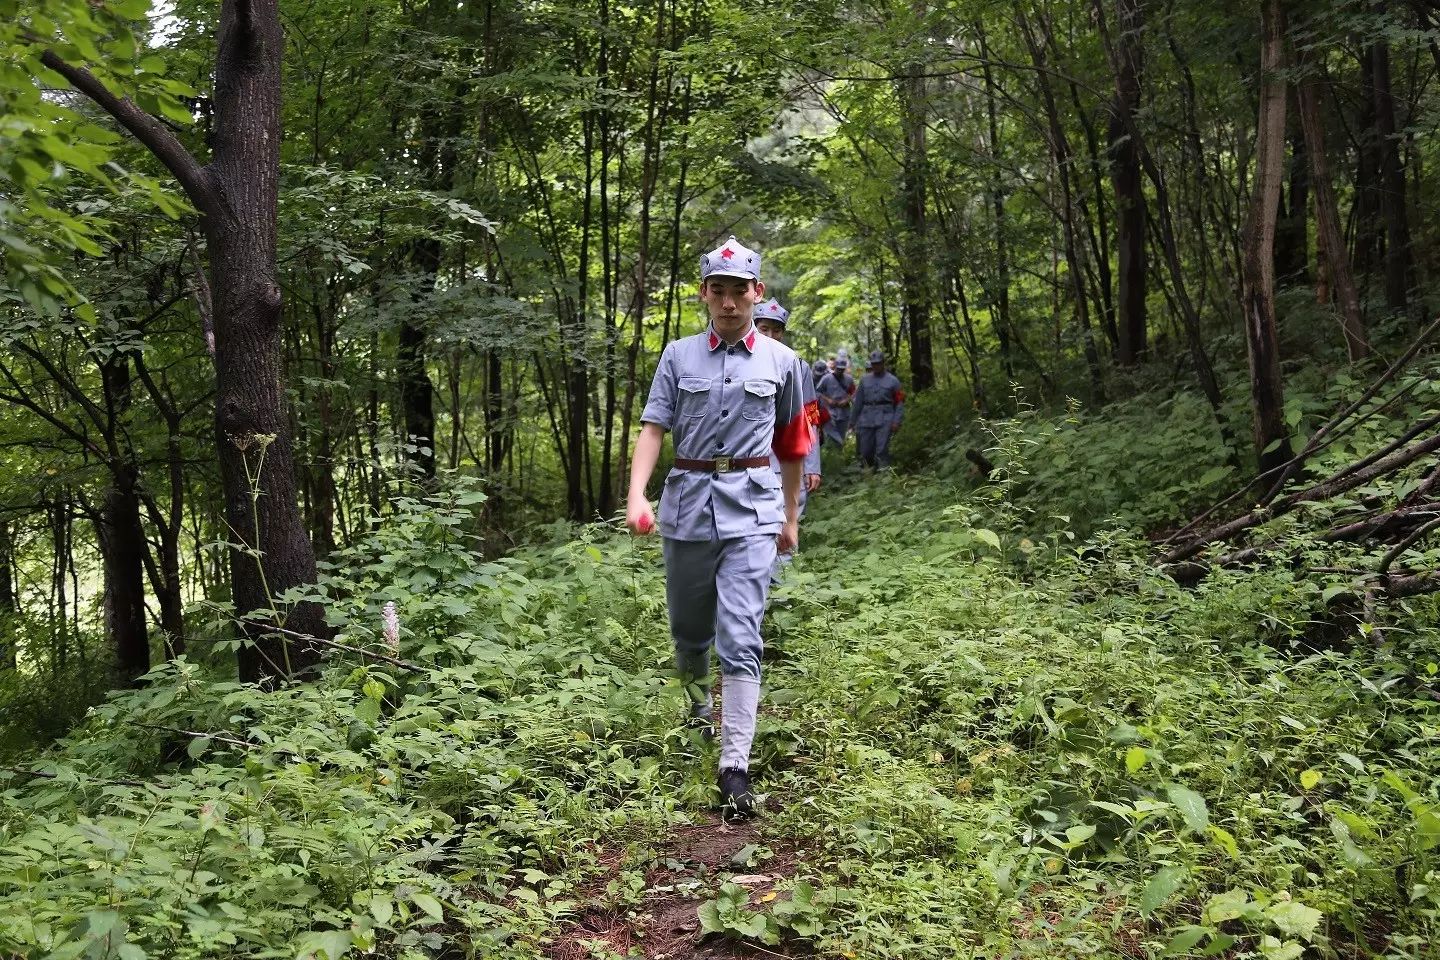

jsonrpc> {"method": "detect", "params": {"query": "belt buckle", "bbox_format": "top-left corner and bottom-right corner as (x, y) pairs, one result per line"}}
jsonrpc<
(714, 456), (733, 473)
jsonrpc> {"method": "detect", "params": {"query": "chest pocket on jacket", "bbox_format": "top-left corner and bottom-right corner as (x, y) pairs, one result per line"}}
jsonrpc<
(678, 377), (712, 418)
(741, 379), (776, 420)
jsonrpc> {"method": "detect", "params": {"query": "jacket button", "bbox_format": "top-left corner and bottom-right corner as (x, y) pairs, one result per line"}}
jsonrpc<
(721, 410), (729, 417)
(725, 377), (732, 383)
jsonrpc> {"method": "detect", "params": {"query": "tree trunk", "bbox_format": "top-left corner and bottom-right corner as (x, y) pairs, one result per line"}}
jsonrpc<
(0, 519), (15, 670)
(208, 0), (326, 682)
(1368, 16), (1415, 312)
(311, 296), (338, 554)
(1296, 60), (1369, 360)
(899, 67), (934, 392)
(1242, 0), (1294, 476)
(977, 21), (1014, 381)
(1021, 9), (1106, 403)
(43, 2), (327, 683)
(397, 265), (438, 483)
(96, 466), (150, 687)
(1107, 0), (1147, 365)
(1273, 112), (1309, 285)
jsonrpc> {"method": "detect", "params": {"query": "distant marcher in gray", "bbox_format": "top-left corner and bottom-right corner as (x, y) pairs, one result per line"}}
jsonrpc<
(852, 350), (904, 468)
(816, 355), (856, 449)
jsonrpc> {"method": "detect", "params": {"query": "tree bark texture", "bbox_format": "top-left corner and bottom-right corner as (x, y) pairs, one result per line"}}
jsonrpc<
(44, 0), (327, 683)
(899, 69), (935, 392)
(1241, 0), (1294, 476)
(0, 519), (15, 670)
(1108, 0), (1147, 366)
(1296, 63), (1369, 360)
(1273, 114), (1309, 285)
(97, 466), (150, 686)
(1368, 19), (1415, 311)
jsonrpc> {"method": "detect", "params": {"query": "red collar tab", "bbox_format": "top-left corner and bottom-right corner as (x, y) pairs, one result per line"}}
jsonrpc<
(707, 326), (758, 352)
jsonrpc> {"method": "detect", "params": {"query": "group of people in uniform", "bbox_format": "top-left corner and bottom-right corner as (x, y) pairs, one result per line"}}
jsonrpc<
(625, 235), (904, 817)
(812, 348), (906, 470)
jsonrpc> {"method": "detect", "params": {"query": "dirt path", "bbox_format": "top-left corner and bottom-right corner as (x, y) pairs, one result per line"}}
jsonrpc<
(546, 812), (807, 959)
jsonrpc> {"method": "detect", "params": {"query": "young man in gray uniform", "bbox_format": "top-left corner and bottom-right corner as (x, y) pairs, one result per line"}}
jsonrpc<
(626, 237), (813, 816)
(816, 355), (856, 449)
(754, 298), (821, 583)
(852, 349), (905, 469)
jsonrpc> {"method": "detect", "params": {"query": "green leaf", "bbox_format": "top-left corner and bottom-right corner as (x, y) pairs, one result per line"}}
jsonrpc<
(1259, 936), (1304, 960)
(973, 528), (1001, 550)
(1203, 889), (1253, 924)
(1166, 785), (1209, 833)
(1125, 746), (1147, 774)
(1414, 809), (1440, 851)
(1197, 465), (1231, 486)
(697, 900), (723, 934)
(1161, 926), (1208, 957)
(295, 930), (352, 960)
(1266, 900), (1323, 941)
(1299, 769), (1321, 790)
(410, 892), (444, 922)
(1139, 866), (1187, 916)
(1207, 824), (1239, 858)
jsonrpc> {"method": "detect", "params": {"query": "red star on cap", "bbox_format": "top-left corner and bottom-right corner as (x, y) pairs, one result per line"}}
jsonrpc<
(721, 247), (735, 259)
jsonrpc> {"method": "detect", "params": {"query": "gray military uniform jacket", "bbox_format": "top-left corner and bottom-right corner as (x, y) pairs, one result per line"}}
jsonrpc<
(852, 371), (905, 430)
(641, 325), (811, 542)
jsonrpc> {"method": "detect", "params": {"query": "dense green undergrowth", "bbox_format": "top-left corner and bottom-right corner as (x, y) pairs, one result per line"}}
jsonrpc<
(2, 356), (1440, 959)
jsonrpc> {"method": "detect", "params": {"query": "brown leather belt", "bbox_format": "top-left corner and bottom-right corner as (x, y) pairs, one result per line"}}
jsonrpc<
(674, 456), (770, 473)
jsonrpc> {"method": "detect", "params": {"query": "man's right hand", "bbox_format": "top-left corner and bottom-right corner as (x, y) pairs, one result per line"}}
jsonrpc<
(627, 494), (656, 535)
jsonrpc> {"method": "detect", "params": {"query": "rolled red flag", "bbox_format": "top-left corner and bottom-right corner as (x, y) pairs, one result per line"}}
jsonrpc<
(637, 514), (654, 534)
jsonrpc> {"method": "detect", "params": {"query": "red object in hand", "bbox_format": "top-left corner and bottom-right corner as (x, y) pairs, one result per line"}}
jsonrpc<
(637, 514), (654, 534)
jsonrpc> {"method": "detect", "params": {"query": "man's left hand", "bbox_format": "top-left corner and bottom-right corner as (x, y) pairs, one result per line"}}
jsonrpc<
(777, 519), (799, 553)
(805, 473), (821, 493)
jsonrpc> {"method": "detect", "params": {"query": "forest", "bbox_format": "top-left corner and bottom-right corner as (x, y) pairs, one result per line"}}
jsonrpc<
(3, 0), (1440, 956)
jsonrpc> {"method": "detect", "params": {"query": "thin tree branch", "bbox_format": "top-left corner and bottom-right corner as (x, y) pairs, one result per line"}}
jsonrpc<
(38, 50), (227, 220)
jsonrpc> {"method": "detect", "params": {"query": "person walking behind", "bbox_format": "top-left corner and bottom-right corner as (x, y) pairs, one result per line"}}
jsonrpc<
(816, 355), (856, 449)
(852, 349), (904, 469)
(754, 298), (821, 583)
(626, 237), (813, 816)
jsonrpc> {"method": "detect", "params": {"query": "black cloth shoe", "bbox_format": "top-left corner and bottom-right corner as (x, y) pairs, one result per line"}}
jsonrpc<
(718, 767), (755, 818)
(686, 714), (715, 741)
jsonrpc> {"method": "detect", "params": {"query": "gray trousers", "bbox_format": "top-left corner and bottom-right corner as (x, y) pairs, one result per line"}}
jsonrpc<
(857, 422), (893, 467)
(663, 535), (777, 685)
(823, 415), (849, 447)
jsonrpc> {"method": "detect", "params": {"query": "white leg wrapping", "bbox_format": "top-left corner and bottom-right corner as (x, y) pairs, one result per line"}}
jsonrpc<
(720, 676), (761, 772)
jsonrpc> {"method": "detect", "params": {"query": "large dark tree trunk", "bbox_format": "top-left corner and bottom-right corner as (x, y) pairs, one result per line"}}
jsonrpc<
(899, 68), (934, 392)
(1106, 0), (1147, 366)
(1242, 0), (1294, 476)
(45, 1), (328, 684)
(208, 1), (326, 682)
